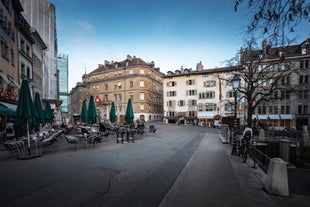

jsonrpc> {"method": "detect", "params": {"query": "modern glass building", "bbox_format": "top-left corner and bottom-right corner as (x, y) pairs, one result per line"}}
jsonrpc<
(57, 54), (68, 112)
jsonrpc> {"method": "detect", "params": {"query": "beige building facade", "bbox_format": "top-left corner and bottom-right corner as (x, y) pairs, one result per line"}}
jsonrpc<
(246, 38), (310, 129)
(69, 55), (163, 123)
(163, 63), (243, 126)
(0, 0), (22, 109)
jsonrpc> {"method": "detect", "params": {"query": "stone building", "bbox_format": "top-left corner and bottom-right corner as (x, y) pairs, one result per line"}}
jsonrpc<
(0, 0), (22, 111)
(68, 81), (87, 124)
(69, 55), (163, 123)
(242, 38), (310, 129)
(163, 63), (243, 126)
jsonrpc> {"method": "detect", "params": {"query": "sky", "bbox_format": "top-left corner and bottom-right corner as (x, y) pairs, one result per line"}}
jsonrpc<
(49, 0), (309, 90)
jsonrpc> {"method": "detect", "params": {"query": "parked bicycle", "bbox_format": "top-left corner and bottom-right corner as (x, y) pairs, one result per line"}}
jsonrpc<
(240, 127), (253, 163)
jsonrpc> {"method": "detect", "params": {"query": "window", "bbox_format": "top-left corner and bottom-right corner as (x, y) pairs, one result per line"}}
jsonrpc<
(269, 106), (273, 114)
(300, 60), (309, 68)
(114, 94), (117, 101)
(140, 69), (144, 74)
(130, 81), (133, 88)
(20, 39), (25, 51)
(302, 48), (307, 55)
(280, 91), (290, 99)
(299, 75), (309, 84)
(167, 81), (176, 87)
(140, 104), (144, 111)
(198, 103), (203, 111)
(26, 45), (30, 56)
(1, 39), (9, 60)
(258, 106), (266, 114)
(140, 80), (144, 87)
(199, 91), (215, 99)
(280, 105), (290, 114)
(226, 91), (235, 98)
(186, 79), (195, 85)
(203, 80), (216, 87)
(167, 101), (175, 107)
(179, 100), (185, 106)
(299, 105), (309, 115)
(188, 99), (197, 106)
(105, 84), (108, 90)
(281, 76), (290, 85)
(205, 103), (216, 111)
(188, 111), (196, 117)
(140, 92), (144, 100)
(118, 94), (122, 102)
(10, 48), (14, 66)
(167, 91), (176, 97)
(186, 90), (197, 96)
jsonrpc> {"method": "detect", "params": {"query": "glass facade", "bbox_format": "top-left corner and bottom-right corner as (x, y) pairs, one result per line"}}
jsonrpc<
(57, 54), (69, 112)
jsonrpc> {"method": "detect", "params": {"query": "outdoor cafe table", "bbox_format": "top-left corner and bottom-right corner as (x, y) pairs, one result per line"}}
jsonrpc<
(115, 125), (136, 143)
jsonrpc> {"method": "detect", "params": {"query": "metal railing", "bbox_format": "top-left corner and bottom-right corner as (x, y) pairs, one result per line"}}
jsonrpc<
(250, 145), (272, 174)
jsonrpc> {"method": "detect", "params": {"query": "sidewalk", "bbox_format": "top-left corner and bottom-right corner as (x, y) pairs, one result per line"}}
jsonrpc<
(159, 132), (279, 207)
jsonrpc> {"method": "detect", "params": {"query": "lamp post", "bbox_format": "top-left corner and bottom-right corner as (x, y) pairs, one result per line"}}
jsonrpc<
(231, 74), (241, 155)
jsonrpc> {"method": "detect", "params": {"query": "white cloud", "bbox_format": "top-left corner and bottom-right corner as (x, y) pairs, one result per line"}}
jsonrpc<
(75, 20), (94, 32)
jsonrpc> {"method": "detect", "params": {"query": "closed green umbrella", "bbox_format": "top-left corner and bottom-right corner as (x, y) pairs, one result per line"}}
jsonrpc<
(125, 98), (134, 124)
(88, 95), (97, 124)
(81, 100), (88, 123)
(45, 100), (54, 125)
(15, 79), (37, 155)
(34, 93), (44, 128)
(109, 102), (116, 123)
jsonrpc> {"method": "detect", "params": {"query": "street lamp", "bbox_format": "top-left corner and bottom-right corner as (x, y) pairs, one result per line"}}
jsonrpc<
(231, 74), (241, 155)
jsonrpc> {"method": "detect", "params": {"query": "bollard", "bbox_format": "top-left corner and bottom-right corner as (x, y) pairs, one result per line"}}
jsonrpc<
(279, 139), (290, 162)
(265, 158), (289, 196)
(252, 141), (256, 169)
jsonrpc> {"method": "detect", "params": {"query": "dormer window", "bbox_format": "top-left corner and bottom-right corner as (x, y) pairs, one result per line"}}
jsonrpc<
(167, 71), (174, 76)
(279, 51), (284, 58)
(184, 69), (190, 74)
(302, 48), (307, 55)
(175, 70), (181, 75)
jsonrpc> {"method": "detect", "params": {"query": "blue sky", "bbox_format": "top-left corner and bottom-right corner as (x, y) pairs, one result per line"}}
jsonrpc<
(49, 0), (309, 89)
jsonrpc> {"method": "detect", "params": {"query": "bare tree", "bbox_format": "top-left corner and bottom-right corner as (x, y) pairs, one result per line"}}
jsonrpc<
(234, 0), (310, 45)
(226, 37), (297, 127)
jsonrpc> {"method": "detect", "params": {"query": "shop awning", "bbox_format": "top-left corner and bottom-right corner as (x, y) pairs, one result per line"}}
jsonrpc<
(197, 112), (215, 119)
(7, 76), (20, 88)
(0, 71), (9, 82)
(0, 103), (15, 115)
(280, 114), (293, 120)
(0, 101), (17, 111)
(268, 114), (280, 120)
(257, 114), (268, 120)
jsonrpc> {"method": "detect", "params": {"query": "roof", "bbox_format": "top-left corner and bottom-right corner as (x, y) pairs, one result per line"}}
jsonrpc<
(88, 56), (153, 75)
(241, 38), (310, 62)
(164, 65), (242, 78)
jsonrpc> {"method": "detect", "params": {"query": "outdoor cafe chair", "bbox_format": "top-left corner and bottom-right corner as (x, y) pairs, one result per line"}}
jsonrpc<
(65, 135), (79, 150)
(2, 139), (25, 158)
(41, 131), (60, 152)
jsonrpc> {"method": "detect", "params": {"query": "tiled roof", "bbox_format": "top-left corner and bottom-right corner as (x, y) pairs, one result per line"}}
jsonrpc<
(242, 38), (310, 61)
(88, 56), (150, 75)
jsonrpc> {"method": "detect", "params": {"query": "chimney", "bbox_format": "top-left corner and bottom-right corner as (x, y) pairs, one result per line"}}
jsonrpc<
(262, 39), (267, 54)
(104, 60), (110, 65)
(196, 61), (203, 71)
